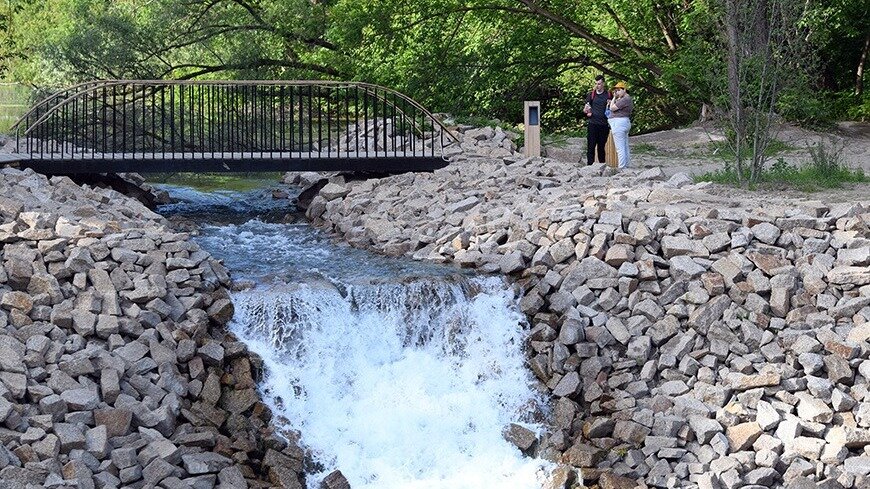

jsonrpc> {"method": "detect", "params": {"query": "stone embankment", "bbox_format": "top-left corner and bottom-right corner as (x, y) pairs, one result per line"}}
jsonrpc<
(0, 168), (304, 488)
(301, 125), (870, 488)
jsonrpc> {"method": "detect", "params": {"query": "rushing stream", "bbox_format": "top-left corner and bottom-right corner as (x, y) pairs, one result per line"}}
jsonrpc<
(156, 178), (551, 489)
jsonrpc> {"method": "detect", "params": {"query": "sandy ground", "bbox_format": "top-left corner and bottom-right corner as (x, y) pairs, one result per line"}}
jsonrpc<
(543, 121), (870, 204)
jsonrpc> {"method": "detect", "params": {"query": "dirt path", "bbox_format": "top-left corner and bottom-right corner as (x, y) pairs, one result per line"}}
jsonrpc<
(543, 121), (870, 204)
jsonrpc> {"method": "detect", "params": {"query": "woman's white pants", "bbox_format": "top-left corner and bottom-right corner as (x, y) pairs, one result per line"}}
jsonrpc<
(608, 117), (631, 169)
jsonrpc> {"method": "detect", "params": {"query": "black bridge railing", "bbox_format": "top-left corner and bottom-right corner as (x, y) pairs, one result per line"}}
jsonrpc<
(10, 80), (458, 173)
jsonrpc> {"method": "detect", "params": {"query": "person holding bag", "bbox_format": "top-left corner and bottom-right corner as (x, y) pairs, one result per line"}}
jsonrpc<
(582, 74), (611, 165)
(607, 81), (634, 169)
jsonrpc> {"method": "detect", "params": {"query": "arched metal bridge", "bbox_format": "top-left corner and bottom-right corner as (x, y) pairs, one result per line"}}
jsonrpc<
(8, 80), (458, 174)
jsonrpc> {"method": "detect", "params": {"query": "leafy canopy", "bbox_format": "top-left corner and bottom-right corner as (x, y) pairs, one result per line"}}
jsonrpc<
(1, 0), (866, 130)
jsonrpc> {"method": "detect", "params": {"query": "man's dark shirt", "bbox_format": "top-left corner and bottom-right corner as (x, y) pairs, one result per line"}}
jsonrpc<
(585, 90), (611, 126)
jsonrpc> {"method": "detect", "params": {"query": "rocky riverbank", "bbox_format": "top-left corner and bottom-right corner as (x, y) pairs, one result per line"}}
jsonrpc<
(0, 168), (305, 488)
(301, 126), (870, 488)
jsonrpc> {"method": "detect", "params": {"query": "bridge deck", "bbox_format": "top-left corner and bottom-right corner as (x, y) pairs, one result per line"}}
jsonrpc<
(5, 151), (448, 174)
(10, 80), (457, 175)
(0, 153), (22, 164)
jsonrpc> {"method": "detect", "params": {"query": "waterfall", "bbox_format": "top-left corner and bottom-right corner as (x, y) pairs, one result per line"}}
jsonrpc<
(153, 182), (553, 489)
(230, 276), (551, 489)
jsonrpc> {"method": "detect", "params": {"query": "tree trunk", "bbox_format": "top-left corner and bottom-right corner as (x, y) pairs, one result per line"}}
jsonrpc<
(857, 31), (869, 96)
(725, 0), (745, 181)
(752, 0), (770, 52)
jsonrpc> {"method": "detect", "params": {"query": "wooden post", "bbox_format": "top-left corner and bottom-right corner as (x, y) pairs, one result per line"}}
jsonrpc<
(605, 131), (617, 167)
(523, 101), (541, 157)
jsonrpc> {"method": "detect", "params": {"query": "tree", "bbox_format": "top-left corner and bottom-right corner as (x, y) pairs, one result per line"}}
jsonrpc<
(0, 0), (35, 79)
(331, 0), (712, 130)
(717, 0), (812, 184)
(0, 0), (762, 131)
(4, 0), (345, 83)
(3, 0), (864, 132)
(802, 0), (869, 96)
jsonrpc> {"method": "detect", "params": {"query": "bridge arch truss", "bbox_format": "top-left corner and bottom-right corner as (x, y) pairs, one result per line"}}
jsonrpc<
(11, 80), (458, 174)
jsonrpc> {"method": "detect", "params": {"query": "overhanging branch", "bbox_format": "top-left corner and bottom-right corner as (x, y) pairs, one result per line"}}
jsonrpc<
(168, 59), (344, 79)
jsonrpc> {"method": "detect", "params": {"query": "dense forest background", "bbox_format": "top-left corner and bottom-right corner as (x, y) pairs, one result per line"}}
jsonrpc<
(0, 0), (867, 134)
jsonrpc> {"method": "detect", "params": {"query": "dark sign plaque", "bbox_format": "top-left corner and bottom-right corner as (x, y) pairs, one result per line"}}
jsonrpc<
(528, 106), (539, 126)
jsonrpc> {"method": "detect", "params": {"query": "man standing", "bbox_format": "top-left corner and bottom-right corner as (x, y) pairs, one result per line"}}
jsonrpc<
(583, 75), (611, 165)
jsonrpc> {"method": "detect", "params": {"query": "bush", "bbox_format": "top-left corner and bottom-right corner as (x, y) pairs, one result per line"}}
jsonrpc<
(709, 138), (793, 160)
(777, 87), (835, 127)
(831, 91), (870, 122)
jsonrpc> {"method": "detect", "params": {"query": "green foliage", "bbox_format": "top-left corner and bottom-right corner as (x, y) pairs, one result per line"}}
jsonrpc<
(709, 138), (793, 159)
(831, 91), (870, 122)
(696, 141), (868, 191)
(452, 115), (516, 132)
(804, 139), (855, 179)
(332, 0), (588, 127)
(613, 446), (629, 458)
(776, 88), (836, 128)
(0, 0), (865, 135)
(2, 0), (340, 83)
(802, 0), (869, 92)
(0, 82), (33, 133)
(707, 0), (818, 184)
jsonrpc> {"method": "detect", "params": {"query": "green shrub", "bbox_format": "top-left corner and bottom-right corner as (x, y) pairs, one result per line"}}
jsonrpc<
(831, 91), (870, 121)
(709, 138), (793, 159)
(776, 84), (835, 126)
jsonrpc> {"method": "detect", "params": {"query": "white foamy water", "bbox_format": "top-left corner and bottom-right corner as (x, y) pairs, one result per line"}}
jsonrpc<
(230, 277), (551, 489)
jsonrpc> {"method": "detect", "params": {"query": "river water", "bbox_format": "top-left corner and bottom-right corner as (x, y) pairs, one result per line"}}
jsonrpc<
(156, 179), (551, 489)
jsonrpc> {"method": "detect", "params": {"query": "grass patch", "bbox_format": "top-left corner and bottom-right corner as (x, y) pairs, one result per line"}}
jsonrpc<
(695, 141), (868, 191)
(146, 172), (284, 192)
(709, 138), (794, 159)
(613, 446), (629, 458)
(543, 129), (585, 148)
(633, 142), (658, 155)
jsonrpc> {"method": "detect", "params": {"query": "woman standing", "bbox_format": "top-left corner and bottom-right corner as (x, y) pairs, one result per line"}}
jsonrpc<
(607, 82), (634, 169)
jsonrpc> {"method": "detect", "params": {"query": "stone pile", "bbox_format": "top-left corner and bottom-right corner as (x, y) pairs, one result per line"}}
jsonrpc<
(327, 118), (517, 159)
(0, 134), (105, 156)
(444, 124), (519, 160)
(333, 118), (422, 154)
(300, 127), (870, 489)
(0, 168), (305, 488)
